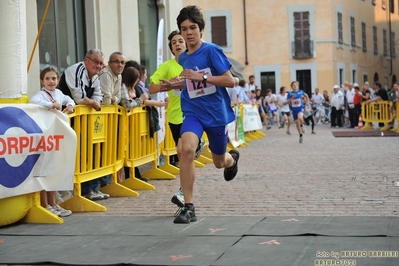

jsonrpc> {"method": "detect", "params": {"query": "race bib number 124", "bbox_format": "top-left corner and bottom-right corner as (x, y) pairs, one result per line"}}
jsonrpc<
(186, 68), (216, 99)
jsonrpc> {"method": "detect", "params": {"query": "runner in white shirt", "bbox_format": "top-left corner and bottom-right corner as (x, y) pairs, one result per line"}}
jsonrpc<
(311, 87), (325, 124)
(277, 86), (292, 134)
(265, 89), (280, 128)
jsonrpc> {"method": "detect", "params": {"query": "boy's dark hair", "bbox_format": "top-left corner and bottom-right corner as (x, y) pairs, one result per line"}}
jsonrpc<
(249, 75), (255, 79)
(177, 5), (205, 32)
(279, 86), (286, 93)
(238, 79), (246, 87)
(375, 81), (382, 89)
(168, 30), (181, 55)
(266, 89), (272, 94)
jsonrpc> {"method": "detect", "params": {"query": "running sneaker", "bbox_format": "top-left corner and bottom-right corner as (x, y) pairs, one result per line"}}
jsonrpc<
(173, 204), (197, 224)
(286, 131), (291, 135)
(224, 150), (239, 181)
(46, 205), (61, 216)
(194, 138), (206, 160)
(171, 188), (184, 207)
(301, 125), (305, 133)
(299, 135), (303, 143)
(52, 204), (72, 217)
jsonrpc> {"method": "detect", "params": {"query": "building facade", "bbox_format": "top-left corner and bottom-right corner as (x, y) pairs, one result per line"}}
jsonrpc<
(0, 0), (183, 99)
(182, 0), (399, 96)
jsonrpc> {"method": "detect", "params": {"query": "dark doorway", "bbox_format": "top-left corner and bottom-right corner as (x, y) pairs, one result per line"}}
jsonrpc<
(296, 70), (312, 96)
(260, 72), (276, 95)
(373, 72), (379, 83)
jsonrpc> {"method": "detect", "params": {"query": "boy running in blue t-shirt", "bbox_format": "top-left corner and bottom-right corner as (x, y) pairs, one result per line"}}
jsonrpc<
(160, 5), (240, 224)
(287, 81), (307, 143)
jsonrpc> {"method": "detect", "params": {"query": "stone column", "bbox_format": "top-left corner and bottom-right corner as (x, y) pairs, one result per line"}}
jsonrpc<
(0, 0), (27, 98)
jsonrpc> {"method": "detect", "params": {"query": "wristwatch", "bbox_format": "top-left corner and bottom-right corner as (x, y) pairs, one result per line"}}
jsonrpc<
(202, 74), (208, 82)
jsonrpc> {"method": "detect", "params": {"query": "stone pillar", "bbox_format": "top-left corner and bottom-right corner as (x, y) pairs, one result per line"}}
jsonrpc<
(0, 0), (27, 98)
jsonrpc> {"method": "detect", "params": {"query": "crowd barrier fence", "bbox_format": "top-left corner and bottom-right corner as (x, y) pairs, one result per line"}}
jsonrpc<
(361, 101), (393, 131)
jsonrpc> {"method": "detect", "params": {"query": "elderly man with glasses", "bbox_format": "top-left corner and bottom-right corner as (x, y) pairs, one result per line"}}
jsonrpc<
(59, 48), (104, 111)
(58, 48), (108, 201)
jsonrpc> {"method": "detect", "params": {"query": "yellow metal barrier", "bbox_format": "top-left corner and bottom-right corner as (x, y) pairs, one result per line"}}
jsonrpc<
(361, 101), (393, 131)
(61, 105), (137, 212)
(391, 102), (399, 133)
(159, 111), (180, 175)
(121, 106), (174, 188)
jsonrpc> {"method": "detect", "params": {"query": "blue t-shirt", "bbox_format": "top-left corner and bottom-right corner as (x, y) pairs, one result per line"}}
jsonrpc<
(178, 42), (235, 127)
(287, 90), (305, 111)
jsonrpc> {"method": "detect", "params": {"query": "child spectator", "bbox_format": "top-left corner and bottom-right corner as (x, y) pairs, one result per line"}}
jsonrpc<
(29, 66), (74, 217)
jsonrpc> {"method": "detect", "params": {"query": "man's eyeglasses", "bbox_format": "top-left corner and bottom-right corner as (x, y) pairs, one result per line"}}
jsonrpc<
(86, 56), (104, 66)
(111, 60), (126, 65)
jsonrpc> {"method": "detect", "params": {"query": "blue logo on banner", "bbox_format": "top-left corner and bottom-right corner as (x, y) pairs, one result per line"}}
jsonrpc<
(0, 107), (42, 188)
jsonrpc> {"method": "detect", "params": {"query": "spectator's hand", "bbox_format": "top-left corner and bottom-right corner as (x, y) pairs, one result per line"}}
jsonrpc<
(139, 93), (149, 103)
(63, 105), (74, 114)
(52, 103), (62, 111)
(157, 101), (167, 107)
(92, 101), (101, 111)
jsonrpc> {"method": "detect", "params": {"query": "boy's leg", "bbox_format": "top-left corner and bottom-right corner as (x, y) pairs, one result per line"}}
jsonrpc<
(204, 125), (239, 181)
(174, 115), (203, 224)
(178, 131), (199, 205)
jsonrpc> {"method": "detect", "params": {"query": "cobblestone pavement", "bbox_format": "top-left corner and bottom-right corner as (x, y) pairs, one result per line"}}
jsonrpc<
(73, 123), (399, 218)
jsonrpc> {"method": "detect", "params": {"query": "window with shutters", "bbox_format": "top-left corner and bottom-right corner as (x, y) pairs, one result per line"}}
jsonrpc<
(362, 22), (367, 52)
(383, 29), (388, 56)
(389, 0), (394, 13)
(292, 11), (313, 58)
(350, 17), (356, 48)
(391, 31), (396, 58)
(337, 12), (343, 44)
(211, 16), (227, 47)
(373, 25), (378, 54)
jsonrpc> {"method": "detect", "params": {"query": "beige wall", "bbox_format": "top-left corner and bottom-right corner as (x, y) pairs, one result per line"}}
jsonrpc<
(182, 0), (399, 95)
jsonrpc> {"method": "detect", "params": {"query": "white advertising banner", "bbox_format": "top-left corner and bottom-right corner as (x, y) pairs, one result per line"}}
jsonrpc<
(0, 104), (77, 199)
(156, 18), (166, 145)
(242, 104), (263, 132)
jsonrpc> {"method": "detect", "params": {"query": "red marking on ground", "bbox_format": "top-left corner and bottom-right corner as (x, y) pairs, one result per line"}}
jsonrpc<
(0, 239), (4, 243)
(281, 218), (299, 222)
(170, 255), (193, 261)
(259, 239), (280, 245)
(209, 228), (227, 233)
